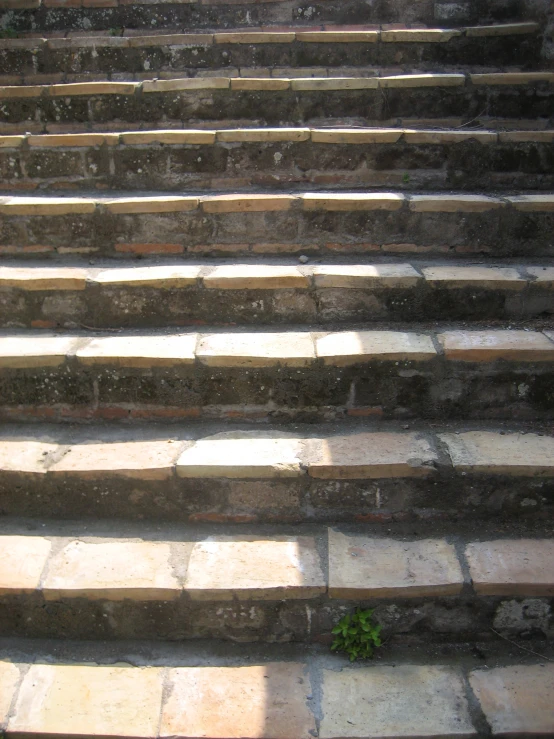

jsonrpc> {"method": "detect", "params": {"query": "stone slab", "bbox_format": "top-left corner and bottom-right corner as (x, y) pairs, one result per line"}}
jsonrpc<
(0, 535), (51, 595)
(75, 334), (197, 367)
(315, 331), (436, 365)
(466, 539), (554, 595)
(196, 331), (315, 367)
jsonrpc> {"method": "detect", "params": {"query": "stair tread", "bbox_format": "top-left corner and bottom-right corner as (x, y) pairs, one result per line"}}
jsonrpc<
(0, 424), (553, 478)
(1, 523), (554, 600)
(0, 650), (551, 739)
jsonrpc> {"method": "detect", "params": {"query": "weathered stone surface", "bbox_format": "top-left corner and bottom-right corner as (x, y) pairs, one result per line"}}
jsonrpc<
(0, 197), (96, 215)
(423, 266), (525, 290)
(328, 531), (463, 598)
(313, 264), (420, 288)
(9, 665), (164, 738)
(0, 536), (51, 595)
(469, 665), (554, 736)
(291, 77), (378, 90)
(120, 130), (216, 145)
(50, 81), (138, 96)
(76, 334), (197, 367)
(202, 194), (295, 212)
(310, 128), (402, 143)
(104, 196), (198, 214)
(381, 29), (461, 42)
(204, 265), (308, 289)
(440, 431), (554, 476)
(184, 536), (325, 600)
(471, 72), (554, 85)
(0, 335), (81, 368)
(466, 540), (554, 595)
(320, 666), (476, 738)
(196, 331), (315, 367)
(507, 194), (554, 211)
(303, 193), (403, 210)
(380, 73), (465, 87)
(403, 129), (497, 143)
(217, 128), (309, 142)
(438, 330), (554, 361)
(0, 437), (58, 474)
(409, 194), (504, 212)
(29, 133), (119, 147)
(0, 661), (19, 727)
(176, 432), (304, 478)
(43, 540), (181, 600)
(306, 432), (438, 479)
(296, 30), (378, 42)
(528, 267), (554, 286)
(142, 77), (229, 92)
(231, 78), (290, 90)
(465, 22), (539, 36)
(49, 439), (184, 480)
(316, 331), (436, 365)
(161, 664), (316, 739)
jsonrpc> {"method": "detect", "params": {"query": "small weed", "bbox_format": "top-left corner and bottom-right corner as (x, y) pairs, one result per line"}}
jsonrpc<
(331, 608), (382, 661)
(402, 172), (410, 184)
(108, 27), (122, 36)
(0, 27), (18, 39)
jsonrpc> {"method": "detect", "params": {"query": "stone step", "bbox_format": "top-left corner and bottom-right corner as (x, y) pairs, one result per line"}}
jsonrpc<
(1, 72), (553, 132)
(0, 22), (541, 80)
(1, 261), (553, 328)
(0, 423), (552, 520)
(2, 127), (553, 192)
(1, 191), (553, 259)
(0, 327), (553, 421)
(1, 641), (553, 738)
(0, 522), (553, 641)
(2, 0), (547, 31)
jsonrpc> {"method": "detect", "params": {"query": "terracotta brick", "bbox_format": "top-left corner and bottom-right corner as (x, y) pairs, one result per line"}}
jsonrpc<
(204, 265), (308, 289)
(305, 432), (439, 479)
(506, 194), (554, 211)
(230, 78), (290, 90)
(76, 334), (197, 367)
(470, 665), (554, 736)
(311, 128), (402, 143)
(303, 193), (404, 211)
(114, 243), (184, 255)
(0, 197), (96, 216)
(9, 665), (163, 739)
(217, 128), (309, 142)
(466, 539), (554, 595)
(438, 330), (554, 361)
(214, 31), (295, 43)
(0, 535), (51, 595)
(0, 334), (81, 369)
(439, 431), (554, 476)
(409, 194), (504, 212)
(328, 531), (463, 598)
(471, 72), (554, 85)
(528, 266), (554, 286)
(403, 129), (497, 144)
(48, 438), (186, 480)
(0, 661), (19, 727)
(202, 194), (296, 213)
(313, 264), (420, 288)
(0, 266), (87, 291)
(380, 73), (465, 87)
(196, 331), (314, 367)
(465, 21), (539, 36)
(382, 29), (462, 41)
(142, 78), (229, 92)
(43, 539), (182, 600)
(176, 431), (304, 478)
(296, 30), (378, 42)
(161, 664), (316, 739)
(184, 536), (325, 600)
(92, 265), (200, 287)
(28, 133), (120, 147)
(423, 266), (525, 290)
(104, 196), (198, 214)
(320, 666), (475, 738)
(316, 330), (436, 365)
(49, 81), (138, 96)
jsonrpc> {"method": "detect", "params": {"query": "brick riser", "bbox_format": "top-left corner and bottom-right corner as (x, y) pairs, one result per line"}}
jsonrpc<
(1, 200), (553, 258)
(2, 140), (554, 192)
(2, 83), (554, 130)
(1, 36), (544, 77)
(2, 0), (550, 31)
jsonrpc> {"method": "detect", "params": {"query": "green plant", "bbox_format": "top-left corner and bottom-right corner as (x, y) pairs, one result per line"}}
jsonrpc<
(0, 27), (18, 38)
(331, 608), (382, 661)
(402, 172), (410, 184)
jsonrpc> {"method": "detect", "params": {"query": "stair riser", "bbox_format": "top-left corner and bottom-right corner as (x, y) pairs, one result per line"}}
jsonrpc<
(1, 208), (552, 258)
(1, 361), (552, 422)
(3, 141), (553, 192)
(2, 0), (547, 33)
(2, 37), (543, 79)
(3, 86), (553, 130)
(2, 284), (553, 328)
(1, 469), (552, 522)
(0, 592), (551, 642)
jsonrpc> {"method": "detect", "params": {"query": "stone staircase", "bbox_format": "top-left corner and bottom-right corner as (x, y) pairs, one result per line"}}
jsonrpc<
(0, 0), (553, 736)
